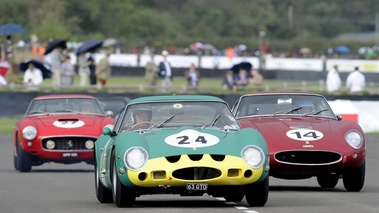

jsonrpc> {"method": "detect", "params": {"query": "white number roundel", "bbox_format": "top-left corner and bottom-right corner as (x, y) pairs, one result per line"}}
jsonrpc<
(286, 129), (323, 141)
(165, 129), (220, 148)
(53, 120), (85, 128)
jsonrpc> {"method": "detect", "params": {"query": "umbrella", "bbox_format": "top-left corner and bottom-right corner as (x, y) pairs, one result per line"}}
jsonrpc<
(230, 62), (253, 75)
(103, 38), (117, 48)
(44, 39), (67, 55)
(75, 39), (103, 55)
(235, 44), (247, 52)
(0, 23), (27, 35)
(335, 45), (350, 54)
(19, 60), (52, 79)
(190, 42), (204, 51)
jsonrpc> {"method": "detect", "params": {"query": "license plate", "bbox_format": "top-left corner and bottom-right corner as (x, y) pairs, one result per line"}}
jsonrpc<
(186, 183), (208, 190)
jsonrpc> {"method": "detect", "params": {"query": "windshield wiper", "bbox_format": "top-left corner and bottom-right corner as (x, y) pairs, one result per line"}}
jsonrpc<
(146, 115), (176, 131)
(274, 106), (302, 115)
(201, 114), (221, 129)
(55, 109), (78, 113)
(304, 108), (329, 116)
(28, 111), (46, 115)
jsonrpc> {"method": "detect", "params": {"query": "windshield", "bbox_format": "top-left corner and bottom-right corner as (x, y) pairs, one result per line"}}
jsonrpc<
(26, 98), (105, 115)
(120, 101), (240, 131)
(234, 94), (336, 118)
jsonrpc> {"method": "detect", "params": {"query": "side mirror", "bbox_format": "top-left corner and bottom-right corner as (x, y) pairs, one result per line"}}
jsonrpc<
(102, 125), (114, 136)
(336, 115), (342, 121)
(105, 110), (114, 117)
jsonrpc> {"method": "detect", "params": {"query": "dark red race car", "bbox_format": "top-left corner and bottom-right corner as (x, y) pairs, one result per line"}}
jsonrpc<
(13, 94), (115, 172)
(232, 92), (365, 191)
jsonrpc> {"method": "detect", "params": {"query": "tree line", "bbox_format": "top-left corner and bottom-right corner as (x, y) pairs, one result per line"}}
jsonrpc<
(0, 0), (378, 53)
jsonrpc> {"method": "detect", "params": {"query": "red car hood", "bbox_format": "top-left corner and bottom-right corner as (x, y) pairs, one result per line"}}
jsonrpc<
(26, 114), (112, 135)
(237, 115), (353, 152)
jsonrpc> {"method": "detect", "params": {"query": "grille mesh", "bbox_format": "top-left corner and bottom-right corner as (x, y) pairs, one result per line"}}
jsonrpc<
(42, 136), (96, 150)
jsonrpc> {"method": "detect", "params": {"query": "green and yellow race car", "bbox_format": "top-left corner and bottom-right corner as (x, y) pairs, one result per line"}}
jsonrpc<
(94, 95), (269, 207)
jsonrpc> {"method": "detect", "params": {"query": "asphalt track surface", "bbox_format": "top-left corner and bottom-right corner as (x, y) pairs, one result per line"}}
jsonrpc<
(1, 133), (378, 213)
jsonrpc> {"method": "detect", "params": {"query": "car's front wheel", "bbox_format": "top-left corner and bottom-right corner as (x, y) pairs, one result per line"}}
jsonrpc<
(343, 162), (365, 192)
(244, 175), (269, 207)
(95, 155), (113, 203)
(17, 138), (32, 172)
(317, 174), (339, 188)
(223, 189), (244, 202)
(111, 150), (136, 207)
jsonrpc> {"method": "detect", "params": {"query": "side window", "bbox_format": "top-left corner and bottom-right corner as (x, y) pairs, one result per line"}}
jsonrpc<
(113, 107), (127, 133)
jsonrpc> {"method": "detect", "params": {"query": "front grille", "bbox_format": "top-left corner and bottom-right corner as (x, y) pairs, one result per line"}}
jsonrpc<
(165, 154), (227, 180)
(172, 167), (221, 180)
(275, 151), (342, 165)
(41, 136), (96, 150)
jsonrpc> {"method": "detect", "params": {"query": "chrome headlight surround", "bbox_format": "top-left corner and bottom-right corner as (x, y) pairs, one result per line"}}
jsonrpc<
(22, 126), (37, 140)
(124, 147), (148, 171)
(345, 130), (363, 149)
(241, 145), (265, 169)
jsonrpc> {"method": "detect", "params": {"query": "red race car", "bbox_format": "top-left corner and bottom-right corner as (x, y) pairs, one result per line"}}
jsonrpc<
(13, 94), (115, 172)
(232, 92), (365, 192)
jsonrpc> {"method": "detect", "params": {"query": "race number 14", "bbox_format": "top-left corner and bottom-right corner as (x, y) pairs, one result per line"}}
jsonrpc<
(286, 129), (323, 141)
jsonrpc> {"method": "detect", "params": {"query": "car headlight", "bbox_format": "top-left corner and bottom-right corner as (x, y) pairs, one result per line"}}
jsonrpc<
(22, 126), (37, 140)
(46, 140), (55, 149)
(241, 145), (265, 169)
(124, 147), (148, 171)
(345, 130), (363, 149)
(85, 140), (94, 149)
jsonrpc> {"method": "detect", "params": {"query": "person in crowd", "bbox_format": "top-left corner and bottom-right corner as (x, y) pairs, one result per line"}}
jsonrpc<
(95, 48), (112, 89)
(250, 69), (264, 87)
(234, 69), (249, 90)
(144, 53), (159, 88)
(77, 52), (89, 87)
(222, 70), (235, 90)
(346, 66), (366, 93)
(159, 50), (172, 91)
(326, 64), (342, 93)
(23, 62), (43, 86)
(0, 74), (7, 87)
(4, 35), (14, 61)
(60, 55), (76, 86)
(87, 51), (97, 86)
(185, 63), (200, 88)
(49, 46), (64, 88)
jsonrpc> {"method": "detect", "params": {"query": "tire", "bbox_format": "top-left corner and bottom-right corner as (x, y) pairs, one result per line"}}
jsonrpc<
(343, 162), (365, 192)
(223, 189), (245, 202)
(244, 175), (269, 207)
(111, 150), (136, 207)
(317, 174), (339, 188)
(17, 138), (32, 172)
(95, 156), (113, 203)
(14, 151), (19, 171)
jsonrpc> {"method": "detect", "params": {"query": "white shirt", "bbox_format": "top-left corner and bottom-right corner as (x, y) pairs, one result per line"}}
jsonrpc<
(326, 68), (341, 92)
(163, 61), (171, 77)
(0, 75), (7, 86)
(346, 71), (366, 92)
(24, 68), (43, 86)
